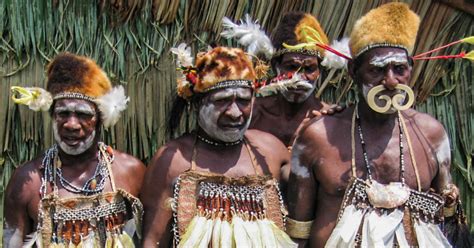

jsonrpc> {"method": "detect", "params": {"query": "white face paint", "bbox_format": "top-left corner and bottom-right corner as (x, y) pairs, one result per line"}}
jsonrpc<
(198, 88), (253, 142)
(290, 143), (310, 179)
(3, 225), (22, 247)
(369, 52), (408, 67)
(435, 134), (451, 165)
(276, 69), (316, 103)
(53, 101), (97, 155)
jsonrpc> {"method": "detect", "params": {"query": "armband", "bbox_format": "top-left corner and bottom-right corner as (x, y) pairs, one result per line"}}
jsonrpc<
(286, 217), (313, 239)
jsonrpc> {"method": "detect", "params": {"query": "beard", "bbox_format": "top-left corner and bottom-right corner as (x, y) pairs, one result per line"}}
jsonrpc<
(53, 122), (96, 155)
(198, 103), (251, 142)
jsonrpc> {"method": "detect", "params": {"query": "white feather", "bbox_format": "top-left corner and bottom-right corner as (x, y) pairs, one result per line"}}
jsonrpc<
(257, 74), (309, 97)
(22, 231), (42, 248)
(321, 37), (351, 69)
(221, 14), (274, 59)
(170, 43), (194, 67)
(95, 85), (129, 128)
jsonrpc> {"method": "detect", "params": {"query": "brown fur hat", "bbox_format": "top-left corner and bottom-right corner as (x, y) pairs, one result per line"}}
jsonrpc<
(193, 47), (256, 93)
(46, 52), (112, 98)
(350, 2), (420, 58)
(272, 11), (329, 58)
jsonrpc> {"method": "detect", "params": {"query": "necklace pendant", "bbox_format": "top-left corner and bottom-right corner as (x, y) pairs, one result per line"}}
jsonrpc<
(90, 179), (97, 190)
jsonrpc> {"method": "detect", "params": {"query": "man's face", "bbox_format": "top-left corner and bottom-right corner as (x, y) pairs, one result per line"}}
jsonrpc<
(52, 99), (98, 155)
(275, 52), (320, 103)
(198, 87), (253, 142)
(352, 47), (413, 114)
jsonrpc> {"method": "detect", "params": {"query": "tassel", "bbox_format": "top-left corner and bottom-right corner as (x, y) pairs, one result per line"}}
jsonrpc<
(463, 50), (474, 62)
(220, 219), (233, 248)
(257, 219), (277, 247)
(178, 215), (207, 247)
(269, 221), (297, 247)
(211, 218), (222, 248)
(232, 215), (251, 247)
(197, 218), (215, 248)
(22, 231), (42, 248)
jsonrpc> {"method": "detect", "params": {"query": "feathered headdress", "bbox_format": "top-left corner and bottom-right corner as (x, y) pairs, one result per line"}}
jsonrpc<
(11, 52), (129, 128)
(171, 44), (257, 100)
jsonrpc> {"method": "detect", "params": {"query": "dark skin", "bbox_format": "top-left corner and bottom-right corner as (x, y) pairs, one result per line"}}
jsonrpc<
(3, 99), (146, 247)
(141, 87), (290, 247)
(287, 47), (453, 247)
(251, 52), (337, 148)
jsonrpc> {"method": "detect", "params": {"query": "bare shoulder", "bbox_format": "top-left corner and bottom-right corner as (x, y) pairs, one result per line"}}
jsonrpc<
(5, 157), (43, 204)
(112, 150), (146, 173)
(147, 134), (195, 180)
(403, 109), (447, 142)
(245, 129), (288, 154)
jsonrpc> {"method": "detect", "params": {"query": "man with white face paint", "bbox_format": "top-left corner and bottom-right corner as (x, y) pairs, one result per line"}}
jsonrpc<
(287, 3), (465, 247)
(4, 53), (145, 247)
(250, 12), (342, 148)
(142, 46), (295, 247)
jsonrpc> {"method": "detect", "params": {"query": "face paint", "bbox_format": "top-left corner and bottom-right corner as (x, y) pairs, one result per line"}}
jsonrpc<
(53, 122), (96, 155)
(276, 70), (316, 103)
(369, 52), (408, 67)
(198, 88), (252, 142)
(53, 101), (97, 155)
(363, 84), (414, 114)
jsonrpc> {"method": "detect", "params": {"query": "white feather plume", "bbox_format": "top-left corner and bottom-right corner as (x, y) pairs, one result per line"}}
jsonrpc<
(170, 43), (194, 67)
(221, 14), (274, 59)
(95, 85), (129, 128)
(22, 230), (42, 248)
(321, 37), (351, 69)
(257, 74), (310, 97)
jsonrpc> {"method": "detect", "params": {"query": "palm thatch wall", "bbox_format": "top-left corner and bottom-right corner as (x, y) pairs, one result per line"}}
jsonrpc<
(1, 0), (473, 237)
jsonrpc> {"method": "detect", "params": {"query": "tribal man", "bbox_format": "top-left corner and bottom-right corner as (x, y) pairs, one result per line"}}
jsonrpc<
(287, 3), (463, 247)
(4, 53), (146, 247)
(141, 46), (295, 247)
(250, 12), (343, 148)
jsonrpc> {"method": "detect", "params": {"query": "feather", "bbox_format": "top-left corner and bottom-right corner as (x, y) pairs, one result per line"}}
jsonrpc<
(197, 218), (214, 248)
(105, 232), (113, 248)
(118, 232), (134, 248)
(232, 215), (251, 247)
(269, 221), (297, 248)
(221, 14), (274, 59)
(321, 38), (351, 69)
(22, 231), (42, 248)
(95, 85), (129, 128)
(244, 220), (262, 247)
(170, 43), (194, 67)
(178, 215), (207, 247)
(257, 74), (310, 97)
(220, 220), (233, 248)
(11, 86), (52, 111)
(81, 231), (97, 248)
(211, 218), (222, 248)
(257, 219), (277, 247)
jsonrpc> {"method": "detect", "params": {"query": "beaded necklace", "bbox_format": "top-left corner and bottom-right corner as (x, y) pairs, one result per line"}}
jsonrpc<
(196, 133), (243, 147)
(356, 110), (406, 185)
(40, 142), (113, 196)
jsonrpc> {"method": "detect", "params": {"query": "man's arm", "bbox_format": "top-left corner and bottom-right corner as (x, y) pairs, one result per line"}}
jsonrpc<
(287, 129), (319, 247)
(140, 146), (179, 248)
(3, 163), (38, 247)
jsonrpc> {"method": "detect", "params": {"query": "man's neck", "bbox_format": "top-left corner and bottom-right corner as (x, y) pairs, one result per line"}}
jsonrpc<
(279, 94), (322, 117)
(357, 101), (397, 126)
(58, 142), (100, 169)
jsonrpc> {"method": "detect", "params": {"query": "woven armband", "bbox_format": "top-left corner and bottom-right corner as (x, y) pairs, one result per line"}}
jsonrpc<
(286, 217), (313, 239)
